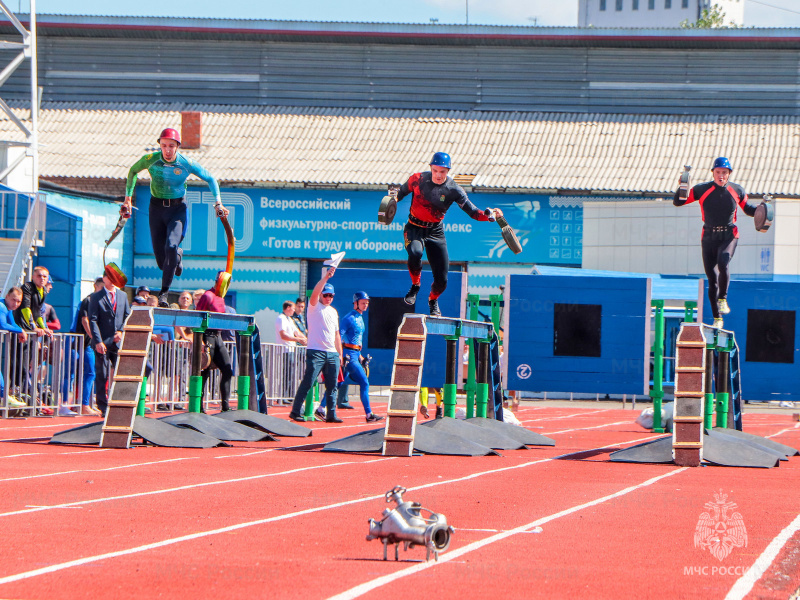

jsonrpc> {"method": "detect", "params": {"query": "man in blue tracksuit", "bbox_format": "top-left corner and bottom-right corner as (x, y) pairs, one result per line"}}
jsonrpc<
(321, 291), (383, 423)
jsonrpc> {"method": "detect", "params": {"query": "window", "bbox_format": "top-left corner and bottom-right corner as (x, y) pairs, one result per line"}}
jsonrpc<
(600, 0), (606, 10)
(648, 0), (655, 9)
(616, 0), (623, 9)
(633, 0), (639, 9)
(665, 0), (671, 7)
(682, 0), (688, 6)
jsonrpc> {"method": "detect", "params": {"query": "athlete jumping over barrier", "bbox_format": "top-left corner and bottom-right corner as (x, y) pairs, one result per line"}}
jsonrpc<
(121, 128), (230, 307)
(391, 152), (503, 316)
(673, 157), (759, 328)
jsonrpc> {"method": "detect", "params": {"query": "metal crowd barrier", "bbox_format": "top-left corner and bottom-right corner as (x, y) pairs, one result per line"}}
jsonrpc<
(0, 330), (307, 418)
(0, 331), (86, 417)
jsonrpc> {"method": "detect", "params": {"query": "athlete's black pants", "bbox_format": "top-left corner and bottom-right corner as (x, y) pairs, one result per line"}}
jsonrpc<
(701, 233), (738, 319)
(201, 331), (233, 411)
(404, 222), (449, 299)
(149, 197), (186, 292)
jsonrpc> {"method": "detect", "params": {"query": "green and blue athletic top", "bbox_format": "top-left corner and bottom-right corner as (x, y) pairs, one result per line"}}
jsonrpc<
(126, 151), (221, 202)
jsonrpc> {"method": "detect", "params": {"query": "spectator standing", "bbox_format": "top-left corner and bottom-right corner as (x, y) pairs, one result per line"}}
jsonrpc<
(15, 266), (52, 337)
(288, 267), (343, 423)
(291, 297), (308, 340)
(60, 277), (104, 416)
(42, 281), (61, 331)
(323, 291), (383, 423)
(275, 301), (306, 347)
(195, 280), (234, 412)
(88, 269), (131, 415)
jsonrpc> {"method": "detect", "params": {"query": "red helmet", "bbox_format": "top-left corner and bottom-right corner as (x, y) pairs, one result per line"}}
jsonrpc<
(158, 128), (181, 146)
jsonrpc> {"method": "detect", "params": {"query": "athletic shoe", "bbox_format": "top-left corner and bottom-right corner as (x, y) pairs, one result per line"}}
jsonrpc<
(779, 401), (794, 408)
(713, 317), (724, 328)
(175, 248), (183, 277)
(429, 299), (441, 317)
(38, 407), (53, 416)
(404, 284), (421, 305)
(158, 292), (170, 308)
(365, 414), (384, 423)
(314, 408), (326, 421)
(57, 406), (78, 417)
(435, 405), (443, 419)
(337, 403), (355, 410)
(288, 412), (306, 422)
(326, 416), (343, 423)
(718, 299), (731, 314)
(5, 395), (25, 409)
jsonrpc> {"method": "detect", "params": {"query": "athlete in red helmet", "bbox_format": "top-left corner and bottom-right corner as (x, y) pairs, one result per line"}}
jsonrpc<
(121, 128), (229, 307)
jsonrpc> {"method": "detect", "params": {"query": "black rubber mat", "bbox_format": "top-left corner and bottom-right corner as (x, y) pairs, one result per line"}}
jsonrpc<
(419, 417), (526, 450)
(213, 409), (312, 438)
(466, 417), (556, 447)
(160, 412), (271, 442)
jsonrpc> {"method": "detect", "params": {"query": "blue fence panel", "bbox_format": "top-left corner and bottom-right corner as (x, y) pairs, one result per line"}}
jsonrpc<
(326, 267), (464, 388)
(506, 274), (651, 395)
(704, 280), (800, 402)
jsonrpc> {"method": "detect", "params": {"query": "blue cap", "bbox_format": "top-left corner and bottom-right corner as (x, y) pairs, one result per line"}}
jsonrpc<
(712, 157), (733, 172)
(353, 291), (370, 302)
(322, 283), (335, 295)
(430, 152), (451, 169)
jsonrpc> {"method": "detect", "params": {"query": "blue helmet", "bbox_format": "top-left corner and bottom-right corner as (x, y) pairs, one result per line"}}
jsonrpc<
(353, 291), (370, 303)
(322, 283), (335, 295)
(711, 157), (733, 172)
(430, 152), (451, 169)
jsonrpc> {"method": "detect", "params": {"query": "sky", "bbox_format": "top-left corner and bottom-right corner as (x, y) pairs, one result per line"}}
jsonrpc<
(19, 0), (800, 28)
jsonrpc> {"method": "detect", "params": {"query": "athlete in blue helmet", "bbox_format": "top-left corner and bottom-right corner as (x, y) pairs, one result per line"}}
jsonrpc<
(674, 157), (759, 328)
(323, 291), (383, 422)
(288, 267), (343, 423)
(395, 152), (503, 316)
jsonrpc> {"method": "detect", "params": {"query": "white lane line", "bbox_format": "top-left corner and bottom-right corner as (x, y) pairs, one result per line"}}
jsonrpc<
(0, 435), (663, 584)
(326, 467), (687, 600)
(725, 512), (800, 600)
(0, 457), (394, 519)
(542, 421), (632, 435)
(0, 457), (196, 484)
(0, 449), (108, 460)
(766, 423), (800, 439)
(519, 410), (606, 424)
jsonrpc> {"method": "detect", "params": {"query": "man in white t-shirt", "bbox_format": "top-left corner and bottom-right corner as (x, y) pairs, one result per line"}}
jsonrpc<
(288, 267), (343, 423)
(275, 301), (306, 346)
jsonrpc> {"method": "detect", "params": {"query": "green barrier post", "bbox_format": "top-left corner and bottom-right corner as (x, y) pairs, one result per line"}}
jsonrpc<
(188, 314), (209, 413)
(465, 294), (479, 418)
(650, 300), (665, 433)
(136, 375), (148, 417)
(237, 324), (254, 411)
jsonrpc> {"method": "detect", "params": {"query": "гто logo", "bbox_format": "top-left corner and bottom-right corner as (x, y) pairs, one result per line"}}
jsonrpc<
(694, 489), (748, 561)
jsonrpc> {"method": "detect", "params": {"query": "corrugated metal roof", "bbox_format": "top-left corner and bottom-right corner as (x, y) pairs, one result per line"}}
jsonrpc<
(4, 104), (800, 195)
(8, 14), (800, 49)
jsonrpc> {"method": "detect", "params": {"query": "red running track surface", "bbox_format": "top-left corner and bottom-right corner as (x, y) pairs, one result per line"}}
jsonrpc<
(0, 404), (798, 600)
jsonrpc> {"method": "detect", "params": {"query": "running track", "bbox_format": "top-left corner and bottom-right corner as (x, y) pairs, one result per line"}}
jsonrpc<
(1, 405), (798, 600)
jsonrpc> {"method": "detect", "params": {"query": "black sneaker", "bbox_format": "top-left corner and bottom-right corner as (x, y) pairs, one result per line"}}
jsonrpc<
(435, 405), (443, 419)
(175, 248), (183, 277)
(337, 403), (355, 410)
(404, 284), (421, 305)
(314, 409), (326, 421)
(326, 416), (343, 423)
(428, 298), (441, 316)
(365, 414), (384, 423)
(288, 412), (305, 422)
(158, 291), (169, 308)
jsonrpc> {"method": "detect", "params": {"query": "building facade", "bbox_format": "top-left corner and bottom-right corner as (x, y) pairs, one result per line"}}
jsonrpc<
(578, 0), (744, 27)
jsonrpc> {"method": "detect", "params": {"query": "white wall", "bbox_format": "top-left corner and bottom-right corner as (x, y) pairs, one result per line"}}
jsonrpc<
(582, 197), (785, 278)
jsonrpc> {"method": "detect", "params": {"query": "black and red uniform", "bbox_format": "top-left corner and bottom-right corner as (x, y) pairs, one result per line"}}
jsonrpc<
(397, 172), (491, 300)
(674, 181), (758, 319)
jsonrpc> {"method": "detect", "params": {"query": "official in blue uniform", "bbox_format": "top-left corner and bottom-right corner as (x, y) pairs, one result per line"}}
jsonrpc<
(328, 291), (383, 423)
